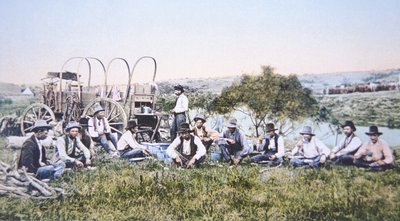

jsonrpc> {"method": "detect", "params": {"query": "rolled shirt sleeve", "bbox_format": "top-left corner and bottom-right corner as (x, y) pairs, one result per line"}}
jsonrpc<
(382, 143), (394, 164)
(315, 138), (330, 156)
(193, 136), (206, 160)
(275, 136), (285, 158)
(166, 137), (181, 159)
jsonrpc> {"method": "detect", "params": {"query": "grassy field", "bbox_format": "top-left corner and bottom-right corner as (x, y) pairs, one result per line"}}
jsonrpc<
(1, 136), (399, 221)
(318, 91), (400, 128)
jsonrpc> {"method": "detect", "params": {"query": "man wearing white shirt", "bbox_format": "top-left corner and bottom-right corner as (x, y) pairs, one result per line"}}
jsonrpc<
(290, 126), (330, 168)
(117, 120), (150, 159)
(329, 120), (362, 165)
(251, 123), (285, 166)
(88, 105), (118, 154)
(170, 84), (188, 141)
(166, 122), (206, 168)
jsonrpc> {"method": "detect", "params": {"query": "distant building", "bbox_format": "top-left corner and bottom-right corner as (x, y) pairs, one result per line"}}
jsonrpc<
(21, 87), (34, 96)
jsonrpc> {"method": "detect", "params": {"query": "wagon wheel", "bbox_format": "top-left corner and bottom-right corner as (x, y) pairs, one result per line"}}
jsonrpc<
(82, 98), (127, 137)
(20, 103), (56, 136)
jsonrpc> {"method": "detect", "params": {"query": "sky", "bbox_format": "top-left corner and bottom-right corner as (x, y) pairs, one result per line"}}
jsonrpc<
(0, 0), (399, 85)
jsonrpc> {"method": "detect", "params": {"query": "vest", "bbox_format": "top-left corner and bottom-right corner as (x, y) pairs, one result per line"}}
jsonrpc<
(264, 134), (279, 154)
(64, 135), (78, 158)
(194, 126), (208, 138)
(176, 135), (198, 157)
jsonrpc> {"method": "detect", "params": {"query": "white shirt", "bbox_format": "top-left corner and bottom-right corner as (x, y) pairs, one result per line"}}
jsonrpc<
(166, 136), (206, 160)
(260, 135), (285, 158)
(88, 117), (111, 137)
(173, 93), (188, 113)
(331, 134), (362, 157)
(291, 136), (330, 158)
(35, 137), (46, 166)
(117, 130), (147, 151)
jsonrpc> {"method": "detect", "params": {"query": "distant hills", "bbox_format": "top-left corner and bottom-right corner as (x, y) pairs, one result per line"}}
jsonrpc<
(1, 68), (399, 96)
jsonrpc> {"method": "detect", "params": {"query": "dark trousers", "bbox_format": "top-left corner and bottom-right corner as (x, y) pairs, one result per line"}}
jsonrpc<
(65, 154), (87, 168)
(354, 158), (394, 171)
(170, 113), (186, 141)
(251, 152), (283, 165)
(119, 149), (146, 159)
(331, 154), (355, 165)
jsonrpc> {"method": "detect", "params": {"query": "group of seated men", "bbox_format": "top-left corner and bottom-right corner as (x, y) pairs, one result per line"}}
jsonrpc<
(165, 115), (395, 171)
(18, 109), (395, 180)
(17, 104), (150, 180)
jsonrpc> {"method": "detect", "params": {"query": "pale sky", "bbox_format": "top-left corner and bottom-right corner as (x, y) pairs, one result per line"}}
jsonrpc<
(0, 0), (399, 85)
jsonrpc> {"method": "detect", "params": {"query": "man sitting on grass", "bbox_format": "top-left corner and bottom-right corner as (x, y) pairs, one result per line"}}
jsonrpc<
(290, 126), (330, 168)
(117, 120), (150, 160)
(166, 122), (206, 168)
(55, 121), (92, 169)
(219, 118), (249, 166)
(18, 120), (65, 180)
(329, 120), (362, 165)
(353, 126), (394, 171)
(251, 123), (284, 166)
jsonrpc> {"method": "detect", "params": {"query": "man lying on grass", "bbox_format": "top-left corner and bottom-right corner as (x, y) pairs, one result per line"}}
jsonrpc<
(353, 125), (394, 171)
(166, 122), (206, 168)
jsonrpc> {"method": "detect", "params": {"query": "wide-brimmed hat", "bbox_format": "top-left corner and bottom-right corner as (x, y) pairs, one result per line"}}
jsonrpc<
(178, 122), (192, 133)
(126, 120), (139, 130)
(32, 120), (52, 132)
(193, 114), (206, 123)
(174, 84), (184, 92)
(226, 118), (237, 128)
(93, 105), (105, 115)
(341, 120), (356, 131)
(299, 126), (315, 136)
(365, 125), (382, 136)
(65, 121), (82, 131)
(265, 123), (278, 132)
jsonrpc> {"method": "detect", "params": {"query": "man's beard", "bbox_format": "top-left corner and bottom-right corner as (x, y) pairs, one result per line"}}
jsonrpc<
(345, 132), (353, 137)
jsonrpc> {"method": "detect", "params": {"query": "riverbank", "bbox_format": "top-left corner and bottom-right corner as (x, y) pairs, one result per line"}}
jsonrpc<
(318, 90), (400, 128)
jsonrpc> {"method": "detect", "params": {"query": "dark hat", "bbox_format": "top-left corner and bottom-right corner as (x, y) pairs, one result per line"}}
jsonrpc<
(193, 114), (206, 122)
(299, 126), (315, 136)
(341, 120), (356, 131)
(65, 121), (82, 132)
(174, 84), (184, 92)
(126, 120), (139, 130)
(226, 118), (237, 128)
(365, 125), (382, 136)
(79, 117), (91, 128)
(265, 123), (278, 132)
(93, 105), (105, 115)
(32, 120), (52, 132)
(178, 122), (192, 133)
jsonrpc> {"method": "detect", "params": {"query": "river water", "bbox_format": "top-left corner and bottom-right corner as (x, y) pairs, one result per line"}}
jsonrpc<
(192, 111), (400, 148)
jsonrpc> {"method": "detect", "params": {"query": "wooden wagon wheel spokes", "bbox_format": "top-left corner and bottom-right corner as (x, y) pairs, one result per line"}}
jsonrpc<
(82, 97), (127, 137)
(20, 103), (56, 136)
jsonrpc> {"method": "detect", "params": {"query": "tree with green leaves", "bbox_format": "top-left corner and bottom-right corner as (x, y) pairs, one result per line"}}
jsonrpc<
(212, 66), (318, 137)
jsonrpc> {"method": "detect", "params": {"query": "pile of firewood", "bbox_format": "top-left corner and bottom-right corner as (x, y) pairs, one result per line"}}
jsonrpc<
(0, 156), (64, 198)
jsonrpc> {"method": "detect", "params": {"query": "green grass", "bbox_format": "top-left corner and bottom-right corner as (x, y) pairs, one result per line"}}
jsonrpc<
(318, 91), (400, 128)
(1, 146), (399, 220)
